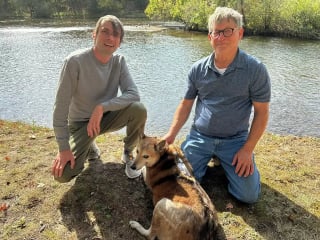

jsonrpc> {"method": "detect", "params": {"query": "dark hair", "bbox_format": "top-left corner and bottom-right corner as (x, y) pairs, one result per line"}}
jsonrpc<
(94, 15), (124, 42)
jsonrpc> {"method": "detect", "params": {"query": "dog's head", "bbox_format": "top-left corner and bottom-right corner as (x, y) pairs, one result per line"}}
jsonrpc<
(132, 134), (167, 170)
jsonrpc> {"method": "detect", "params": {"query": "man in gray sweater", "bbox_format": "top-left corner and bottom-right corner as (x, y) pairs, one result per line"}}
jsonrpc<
(52, 15), (147, 182)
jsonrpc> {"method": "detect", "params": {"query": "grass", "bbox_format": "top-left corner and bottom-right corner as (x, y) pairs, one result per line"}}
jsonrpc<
(0, 119), (319, 240)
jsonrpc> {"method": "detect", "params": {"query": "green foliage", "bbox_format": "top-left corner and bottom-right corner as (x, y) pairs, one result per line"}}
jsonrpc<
(1, 0), (319, 39)
(279, 0), (320, 38)
(145, 0), (320, 39)
(32, 1), (53, 18)
(243, 0), (282, 34)
(146, 0), (216, 30)
(0, 0), (148, 19)
(145, 0), (174, 20)
(180, 0), (216, 30)
(0, 0), (15, 17)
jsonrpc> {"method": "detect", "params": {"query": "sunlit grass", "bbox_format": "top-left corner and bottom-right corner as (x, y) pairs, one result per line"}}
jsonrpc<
(1, 119), (319, 239)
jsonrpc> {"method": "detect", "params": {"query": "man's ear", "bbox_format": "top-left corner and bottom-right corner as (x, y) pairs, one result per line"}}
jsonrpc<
(92, 31), (97, 41)
(238, 27), (244, 40)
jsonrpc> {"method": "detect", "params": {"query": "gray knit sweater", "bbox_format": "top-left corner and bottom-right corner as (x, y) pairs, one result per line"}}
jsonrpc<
(53, 47), (140, 151)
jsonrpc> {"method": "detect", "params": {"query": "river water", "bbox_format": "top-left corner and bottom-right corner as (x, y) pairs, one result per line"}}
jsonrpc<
(0, 24), (319, 137)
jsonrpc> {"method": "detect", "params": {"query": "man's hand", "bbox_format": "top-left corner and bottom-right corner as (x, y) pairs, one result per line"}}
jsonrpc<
(232, 148), (254, 177)
(162, 132), (176, 145)
(52, 150), (75, 177)
(87, 105), (104, 137)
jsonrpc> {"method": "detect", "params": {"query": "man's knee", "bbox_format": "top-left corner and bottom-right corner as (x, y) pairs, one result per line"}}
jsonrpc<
(236, 189), (260, 204)
(127, 102), (147, 130)
(228, 181), (261, 204)
(130, 102), (147, 119)
(54, 175), (75, 183)
(53, 163), (83, 183)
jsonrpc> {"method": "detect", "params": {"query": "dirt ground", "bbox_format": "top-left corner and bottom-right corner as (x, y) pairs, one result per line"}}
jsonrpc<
(1, 120), (319, 240)
(57, 154), (231, 240)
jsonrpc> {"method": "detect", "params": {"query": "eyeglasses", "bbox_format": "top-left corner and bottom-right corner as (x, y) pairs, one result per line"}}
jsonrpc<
(210, 28), (235, 38)
(100, 29), (120, 38)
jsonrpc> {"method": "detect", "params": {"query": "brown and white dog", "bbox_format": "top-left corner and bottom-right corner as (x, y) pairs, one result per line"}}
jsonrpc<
(129, 135), (220, 240)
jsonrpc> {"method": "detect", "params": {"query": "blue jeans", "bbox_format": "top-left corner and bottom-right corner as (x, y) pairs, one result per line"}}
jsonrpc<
(181, 128), (261, 204)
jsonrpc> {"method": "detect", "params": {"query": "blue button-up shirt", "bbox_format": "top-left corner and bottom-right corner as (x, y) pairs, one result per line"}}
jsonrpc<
(185, 49), (271, 138)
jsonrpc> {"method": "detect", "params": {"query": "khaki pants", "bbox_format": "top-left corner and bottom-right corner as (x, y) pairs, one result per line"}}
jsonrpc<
(55, 102), (147, 183)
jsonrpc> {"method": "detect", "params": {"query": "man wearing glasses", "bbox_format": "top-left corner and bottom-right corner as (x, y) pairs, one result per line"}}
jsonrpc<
(164, 7), (271, 204)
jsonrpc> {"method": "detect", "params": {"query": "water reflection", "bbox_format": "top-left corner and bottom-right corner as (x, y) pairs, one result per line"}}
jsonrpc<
(0, 26), (319, 137)
(241, 37), (320, 136)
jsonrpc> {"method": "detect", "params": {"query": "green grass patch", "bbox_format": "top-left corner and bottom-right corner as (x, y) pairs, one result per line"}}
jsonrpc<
(0, 119), (319, 239)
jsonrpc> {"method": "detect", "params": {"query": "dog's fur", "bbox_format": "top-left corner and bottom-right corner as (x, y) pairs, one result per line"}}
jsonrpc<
(129, 135), (220, 240)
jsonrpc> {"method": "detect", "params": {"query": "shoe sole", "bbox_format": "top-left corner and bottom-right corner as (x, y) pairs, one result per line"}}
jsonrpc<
(125, 167), (141, 179)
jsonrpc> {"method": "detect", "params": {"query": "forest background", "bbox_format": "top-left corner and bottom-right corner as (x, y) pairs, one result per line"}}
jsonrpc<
(0, 0), (319, 39)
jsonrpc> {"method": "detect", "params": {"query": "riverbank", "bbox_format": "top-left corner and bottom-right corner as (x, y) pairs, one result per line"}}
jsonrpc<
(0, 119), (319, 239)
(2, 17), (319, 40)
(0, 18), (182, 35)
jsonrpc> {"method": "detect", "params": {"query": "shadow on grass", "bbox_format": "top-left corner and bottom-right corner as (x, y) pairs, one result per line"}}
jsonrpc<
(59, 158), (319, 240)
(59, 158), (228, 239)
(202, 166), (320, 240)
(59, 158), (152, 240)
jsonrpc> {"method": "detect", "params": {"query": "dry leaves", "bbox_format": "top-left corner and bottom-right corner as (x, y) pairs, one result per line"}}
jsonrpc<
(0, 202), (10, 211)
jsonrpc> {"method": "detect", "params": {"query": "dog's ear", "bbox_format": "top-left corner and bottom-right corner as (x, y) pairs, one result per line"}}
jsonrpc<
(155, 139), (166, 153)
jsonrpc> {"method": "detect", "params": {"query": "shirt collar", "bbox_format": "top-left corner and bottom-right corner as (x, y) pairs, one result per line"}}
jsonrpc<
(207, 48), (245, 73)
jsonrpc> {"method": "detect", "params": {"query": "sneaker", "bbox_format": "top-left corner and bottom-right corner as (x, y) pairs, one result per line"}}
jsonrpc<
(121, 151), (142, 179)
(87, 141), (101, 160)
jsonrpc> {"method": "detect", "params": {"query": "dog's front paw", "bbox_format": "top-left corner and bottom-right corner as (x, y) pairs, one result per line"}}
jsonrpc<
(129, 220), (149, 237)
(129, 220), (141, 230)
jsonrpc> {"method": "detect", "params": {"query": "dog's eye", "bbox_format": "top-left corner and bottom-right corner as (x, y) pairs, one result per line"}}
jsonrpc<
(143, 155), (149, 159)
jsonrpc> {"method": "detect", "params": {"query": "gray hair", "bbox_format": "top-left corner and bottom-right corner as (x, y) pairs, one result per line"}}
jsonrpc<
(94, 15), (124, 42)
(208, 7), (243, 32)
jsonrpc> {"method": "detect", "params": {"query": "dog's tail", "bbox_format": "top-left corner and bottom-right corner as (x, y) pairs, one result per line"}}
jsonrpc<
(198, 209), (218, 240)
(196, 181), (226, 240)
(199, 214), (227, 240)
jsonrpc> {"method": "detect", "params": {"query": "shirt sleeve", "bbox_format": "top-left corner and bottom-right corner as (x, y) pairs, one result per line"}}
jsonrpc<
(250, 61), (271, 103)
(53, 58), (77, 151)
(184, 65), (198, 100)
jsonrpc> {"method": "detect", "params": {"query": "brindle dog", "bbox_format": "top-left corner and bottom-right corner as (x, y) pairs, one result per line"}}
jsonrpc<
(129, 134), (220, 240)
